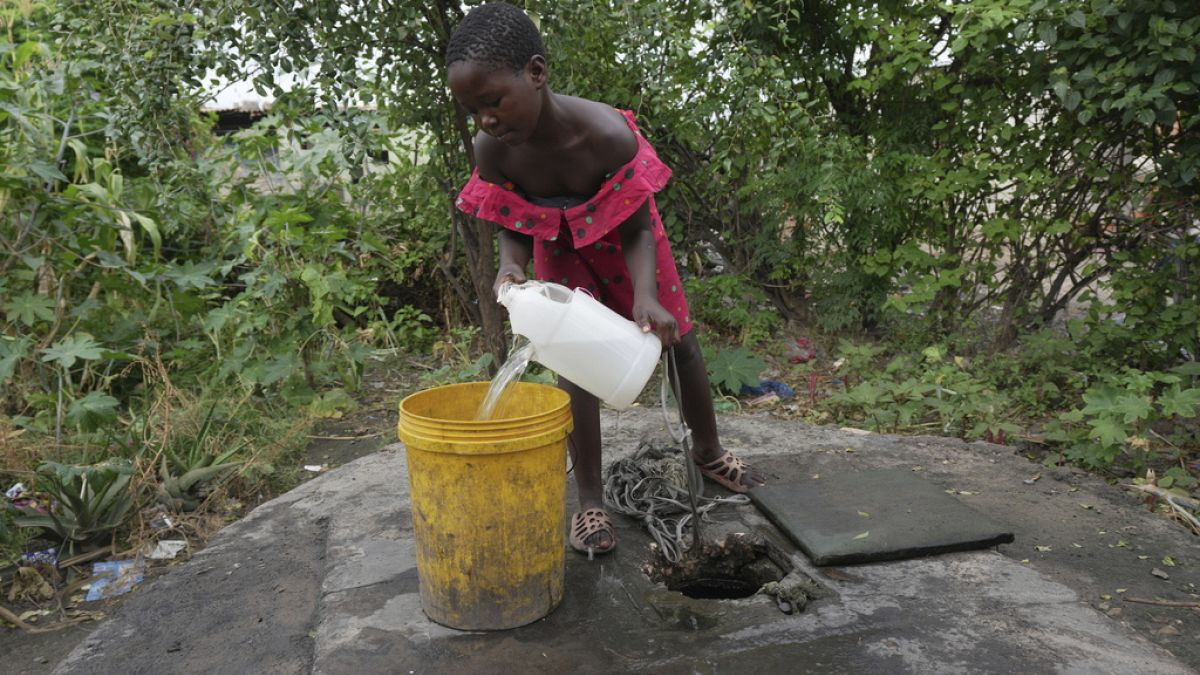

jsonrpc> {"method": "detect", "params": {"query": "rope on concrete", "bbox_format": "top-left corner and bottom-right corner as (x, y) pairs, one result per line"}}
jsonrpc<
(602, 349), (748, 563)
(603, 441), (748, 563)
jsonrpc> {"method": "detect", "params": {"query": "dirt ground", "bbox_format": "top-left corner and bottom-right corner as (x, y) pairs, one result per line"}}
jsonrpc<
(2, 353), (1197, 672)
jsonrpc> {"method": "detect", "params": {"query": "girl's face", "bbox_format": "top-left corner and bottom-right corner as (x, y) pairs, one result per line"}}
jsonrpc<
(448, 56), (546, 146)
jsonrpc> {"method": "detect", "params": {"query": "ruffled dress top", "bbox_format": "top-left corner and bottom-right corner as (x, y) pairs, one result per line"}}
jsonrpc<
(455, 109), (693, 336)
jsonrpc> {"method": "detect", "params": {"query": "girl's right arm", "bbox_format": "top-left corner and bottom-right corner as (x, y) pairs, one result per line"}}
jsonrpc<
(495, 228), (532, 296)
(475, 133), (533, 296)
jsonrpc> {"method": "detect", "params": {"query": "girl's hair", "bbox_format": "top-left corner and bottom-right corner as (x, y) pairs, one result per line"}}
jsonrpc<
(445, 2), (546, 72)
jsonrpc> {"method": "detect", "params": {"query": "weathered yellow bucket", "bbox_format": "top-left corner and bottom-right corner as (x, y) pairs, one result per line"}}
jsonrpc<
(397, 381), (572, 630)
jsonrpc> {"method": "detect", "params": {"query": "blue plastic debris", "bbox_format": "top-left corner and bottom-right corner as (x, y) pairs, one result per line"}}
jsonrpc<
(86, 559), (145, 601)
(740, 380), (796, 399)
(20, 547), (58, 567)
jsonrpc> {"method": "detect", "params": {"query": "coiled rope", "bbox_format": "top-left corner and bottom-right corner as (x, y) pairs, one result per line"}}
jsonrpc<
(602, 347), (749, 563)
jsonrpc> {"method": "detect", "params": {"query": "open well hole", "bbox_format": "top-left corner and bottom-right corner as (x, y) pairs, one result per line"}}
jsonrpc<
(644, 533), (786, 601)
(672, 576), (761, 600)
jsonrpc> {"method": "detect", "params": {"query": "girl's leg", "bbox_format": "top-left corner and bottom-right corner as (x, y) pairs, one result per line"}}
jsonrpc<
(668, 331), (765, 489)
(559, 376), (614, 549)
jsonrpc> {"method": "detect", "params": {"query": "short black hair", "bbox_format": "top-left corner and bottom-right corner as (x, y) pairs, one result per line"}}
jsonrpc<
(445, 2), (546, 72)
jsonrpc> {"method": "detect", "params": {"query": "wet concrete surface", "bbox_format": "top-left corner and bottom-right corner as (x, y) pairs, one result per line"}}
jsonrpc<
(49, 407), (1199, 674)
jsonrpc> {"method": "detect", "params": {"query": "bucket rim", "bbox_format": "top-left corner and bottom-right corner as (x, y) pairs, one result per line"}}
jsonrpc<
(398, 381), (570, 426)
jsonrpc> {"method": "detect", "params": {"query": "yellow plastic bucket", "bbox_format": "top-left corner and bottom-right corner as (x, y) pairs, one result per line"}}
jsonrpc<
(397, 381), (572, 630)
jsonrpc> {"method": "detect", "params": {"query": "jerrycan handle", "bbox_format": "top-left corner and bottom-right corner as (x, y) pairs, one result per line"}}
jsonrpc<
(498, 281), (572, 347)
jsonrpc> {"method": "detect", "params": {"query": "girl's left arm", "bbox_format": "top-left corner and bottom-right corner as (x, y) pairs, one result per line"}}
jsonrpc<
(619, 202), (679, 345)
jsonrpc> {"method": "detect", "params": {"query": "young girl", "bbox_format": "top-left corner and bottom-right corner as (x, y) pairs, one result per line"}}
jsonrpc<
(446, 2), (763, 556)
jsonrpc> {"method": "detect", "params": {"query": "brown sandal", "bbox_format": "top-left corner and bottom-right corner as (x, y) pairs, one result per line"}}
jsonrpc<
(697, 450), (754, 493)
(570, 508), (616, 558)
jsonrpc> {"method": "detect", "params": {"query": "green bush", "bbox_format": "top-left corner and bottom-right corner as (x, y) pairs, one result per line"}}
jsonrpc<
(825, 344), (1019, 439)
(685, 275), (781, 345)
(1047, 368), (1200, 471)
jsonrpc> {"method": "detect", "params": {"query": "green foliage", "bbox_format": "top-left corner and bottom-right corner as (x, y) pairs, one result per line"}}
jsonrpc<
(826, 343), (1019, 439)
(0, 505), (34, 569)
(371, 305), (437, 353)
(14, 460), (135, 554)
(684, 275), (781, 345)
(0, 0), (1194, 569)
(1159, 467), (1198, 491)
(703, 345), (766, 396)
(419, 327), (495, 388)
(1049, 369), (1200, 470)
(0, 5), (436, 445)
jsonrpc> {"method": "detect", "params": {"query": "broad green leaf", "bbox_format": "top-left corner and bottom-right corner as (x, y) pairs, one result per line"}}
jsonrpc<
(1080, 386), (1122, 415)
(165, 262), (216, 290)
(131, 213), (162, 253)
(707, 346), (765, 395)
(66, 391), (119, 431)
(0, 337), (32, 382)
(1158, 386), (1200, 418)
(27, 159), (67, 183)
(41, 335), (105, 368)
(2, 292), (55, 326)
(1087, 417), (1128, 447)
(1113, 394), (1152, 423)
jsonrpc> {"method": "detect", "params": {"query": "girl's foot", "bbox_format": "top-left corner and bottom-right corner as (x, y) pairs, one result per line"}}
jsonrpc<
(570, 508), (616, 558)
(694, 448), (765, 493)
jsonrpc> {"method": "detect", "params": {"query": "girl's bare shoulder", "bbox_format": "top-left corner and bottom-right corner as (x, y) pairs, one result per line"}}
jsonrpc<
(566, 96), (639, 170)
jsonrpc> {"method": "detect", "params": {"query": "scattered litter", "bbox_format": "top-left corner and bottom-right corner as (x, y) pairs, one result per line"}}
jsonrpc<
(143, 540), (187, 560)
(1023, 473), (1041, 485)
(18, 609), (52, 623)
(1151, 568), (1170, 580)
(787, 337), (816, 364)
(86, 559), (145, 601)
(740, 380), (795, 399)
(5, 482), (26, 499)
(149, 514), (173, 530)
(839, 427), (871, 435)
(748, 391), (780, 406)
(303, 465), (329, 473)
(19, 548), (58, 567)
(1162, 556), (1176, 567)
(1035, 546), (1052, 552)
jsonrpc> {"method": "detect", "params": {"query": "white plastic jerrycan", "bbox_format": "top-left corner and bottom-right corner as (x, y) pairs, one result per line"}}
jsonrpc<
(498, 281), (662, 410)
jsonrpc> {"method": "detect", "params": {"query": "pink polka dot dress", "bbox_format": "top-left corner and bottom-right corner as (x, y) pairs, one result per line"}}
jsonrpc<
(455, 109), (693, 336)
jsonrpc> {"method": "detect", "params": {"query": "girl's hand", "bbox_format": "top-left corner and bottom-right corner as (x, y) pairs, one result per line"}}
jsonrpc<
(632, 296), (679, 346)
(493, 263), (527, 299)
